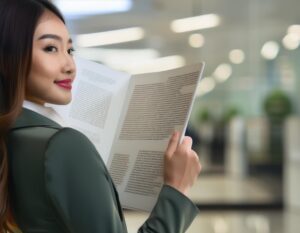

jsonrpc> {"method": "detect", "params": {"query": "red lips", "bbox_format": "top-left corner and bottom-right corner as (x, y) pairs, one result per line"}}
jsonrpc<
(54, 79), (73, 90)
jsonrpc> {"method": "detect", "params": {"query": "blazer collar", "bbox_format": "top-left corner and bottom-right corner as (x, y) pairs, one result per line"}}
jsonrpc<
(12, 108), (61, 130)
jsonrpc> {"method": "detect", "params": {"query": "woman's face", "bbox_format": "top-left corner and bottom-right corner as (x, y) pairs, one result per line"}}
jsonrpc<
(26, 11), (76, 105)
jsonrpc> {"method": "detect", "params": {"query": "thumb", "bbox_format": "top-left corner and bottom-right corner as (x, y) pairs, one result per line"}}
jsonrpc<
(165, 131), (179, 159)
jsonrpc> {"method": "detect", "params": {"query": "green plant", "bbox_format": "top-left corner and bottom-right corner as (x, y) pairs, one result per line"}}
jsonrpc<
(197, 108), (213, 123)
(222, 106), (241, 124)
(263, 89), (292, 123)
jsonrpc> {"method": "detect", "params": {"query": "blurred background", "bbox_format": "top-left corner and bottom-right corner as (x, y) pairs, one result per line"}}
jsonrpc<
(53, 0), (300, 232)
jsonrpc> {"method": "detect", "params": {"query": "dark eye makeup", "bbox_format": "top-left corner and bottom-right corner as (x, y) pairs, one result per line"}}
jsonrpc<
(43, 45), (58, 53)
(68, 47), (75, 55)
(43, 45), (75, 56)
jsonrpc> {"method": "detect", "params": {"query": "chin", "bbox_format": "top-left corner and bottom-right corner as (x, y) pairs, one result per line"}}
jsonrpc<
(59, 99), (72, 105)
(52, 96), (72, 105)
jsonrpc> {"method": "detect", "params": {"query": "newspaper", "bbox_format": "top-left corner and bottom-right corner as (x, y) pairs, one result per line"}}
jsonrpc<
(52, 57), (205, 211)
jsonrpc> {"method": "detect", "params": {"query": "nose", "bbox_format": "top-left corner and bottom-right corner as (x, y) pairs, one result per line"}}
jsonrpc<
(61, 54), (76, 76)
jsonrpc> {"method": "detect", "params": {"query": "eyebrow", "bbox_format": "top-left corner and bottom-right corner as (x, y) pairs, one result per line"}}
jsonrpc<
(38, 34), (73, 43)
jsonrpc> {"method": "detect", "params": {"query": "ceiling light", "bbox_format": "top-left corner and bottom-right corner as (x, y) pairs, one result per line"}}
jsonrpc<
(197, 77), (216, 96)
(213, 63), (232, 82)
(75, 50), (183, 74)
(261, 41), (279, 60)
(288, 24), (300, 35)
(126, 55), (186, 74)
(229, 49), (245, 64)
(53, 0), (132, 17)
(76, 48), (160, 67)
(171, 14), (220, 33)
(76, 27), (145, 47)
(189, 33), (205, 48)
(282, 33), (300, 50)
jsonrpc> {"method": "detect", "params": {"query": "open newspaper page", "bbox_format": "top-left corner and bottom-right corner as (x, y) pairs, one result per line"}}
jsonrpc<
(51, 57), (131, 163)
(107, 63), (205, 211)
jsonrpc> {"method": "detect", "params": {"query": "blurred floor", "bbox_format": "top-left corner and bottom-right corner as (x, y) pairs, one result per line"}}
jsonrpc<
(188, 174), (282, 207)
(124, 209), (300, 233)
(124, 174), (290, 233)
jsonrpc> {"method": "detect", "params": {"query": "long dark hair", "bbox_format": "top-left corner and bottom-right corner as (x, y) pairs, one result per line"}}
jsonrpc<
(0, 0), (65, 232)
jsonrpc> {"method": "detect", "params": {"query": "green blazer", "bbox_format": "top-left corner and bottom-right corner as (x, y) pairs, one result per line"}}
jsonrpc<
(8, 108), (199, 233)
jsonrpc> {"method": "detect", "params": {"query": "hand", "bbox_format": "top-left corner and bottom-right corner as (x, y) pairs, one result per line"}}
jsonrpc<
(164, 131), (201, 196)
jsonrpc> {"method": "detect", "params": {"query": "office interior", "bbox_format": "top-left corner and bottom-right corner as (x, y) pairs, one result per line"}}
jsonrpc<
(55, 0), (300, 232)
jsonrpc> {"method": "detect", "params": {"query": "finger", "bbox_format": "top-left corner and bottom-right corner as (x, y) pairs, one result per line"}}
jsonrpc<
(181, 136), (193, 149)
(191, 150), (199, 161)
(165, 131), (179, 158)
(192, 151), (202, 173)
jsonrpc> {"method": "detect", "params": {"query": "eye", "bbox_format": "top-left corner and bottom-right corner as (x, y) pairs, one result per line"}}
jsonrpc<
(43, 46), (58, 53)
(68, 47), (75, 56)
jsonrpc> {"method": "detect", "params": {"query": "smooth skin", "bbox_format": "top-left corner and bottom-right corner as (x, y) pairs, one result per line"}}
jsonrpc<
(164, 131), (201, 196)
(26, 10), (76, 105)
(26, 10), (201, 197)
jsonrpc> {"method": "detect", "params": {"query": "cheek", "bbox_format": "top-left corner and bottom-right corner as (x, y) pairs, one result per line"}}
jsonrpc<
(32, 57), (57, 79)
(26, 64), (56, 97)
(29, 59), (58, 86)
(26, 75), (47, 98)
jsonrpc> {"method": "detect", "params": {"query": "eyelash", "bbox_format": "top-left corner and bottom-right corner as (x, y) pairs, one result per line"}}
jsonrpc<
(43, 46), (75, 55)
(68, 48), (75, 55)
(43, 45), (57, 53)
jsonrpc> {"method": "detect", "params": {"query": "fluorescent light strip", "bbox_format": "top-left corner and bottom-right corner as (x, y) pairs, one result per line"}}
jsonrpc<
(76, 48), (160, 66)
(171, 14), (220, 33)
(76, 27), (145, 47)
(76, 48), (184, 74)
(54, 0), (132, 16)
(126, 55), (186, 74)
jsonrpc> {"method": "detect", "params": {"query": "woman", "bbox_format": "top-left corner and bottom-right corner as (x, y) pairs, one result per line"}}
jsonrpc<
(0, 0), (201, 232)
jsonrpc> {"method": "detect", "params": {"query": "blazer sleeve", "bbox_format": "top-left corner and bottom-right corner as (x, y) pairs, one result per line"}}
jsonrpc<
(138, 185), (199, 233)
(44, 128), (198, 233)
